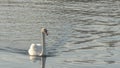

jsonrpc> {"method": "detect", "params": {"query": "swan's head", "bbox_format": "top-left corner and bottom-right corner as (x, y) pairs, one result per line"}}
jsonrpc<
(41, 28), (48, 35)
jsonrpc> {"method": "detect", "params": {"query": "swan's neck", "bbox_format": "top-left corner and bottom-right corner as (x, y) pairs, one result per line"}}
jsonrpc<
(41, 32), (46, 56)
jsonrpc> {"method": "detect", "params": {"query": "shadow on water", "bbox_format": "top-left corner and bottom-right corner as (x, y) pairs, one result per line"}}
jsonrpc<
(29, 56), (46, 68)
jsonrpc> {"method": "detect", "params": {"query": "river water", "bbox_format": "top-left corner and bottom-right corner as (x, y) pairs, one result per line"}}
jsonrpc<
(0, 0), (120, 68)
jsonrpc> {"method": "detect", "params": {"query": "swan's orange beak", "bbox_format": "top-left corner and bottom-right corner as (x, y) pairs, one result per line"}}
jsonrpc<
(44, 29), (48, 36)
(45, 32), (48, 36)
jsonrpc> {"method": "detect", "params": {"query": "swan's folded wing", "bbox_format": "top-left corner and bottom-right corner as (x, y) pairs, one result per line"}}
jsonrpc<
(28, 48), (38, 55)
(28, 44), (42, 56)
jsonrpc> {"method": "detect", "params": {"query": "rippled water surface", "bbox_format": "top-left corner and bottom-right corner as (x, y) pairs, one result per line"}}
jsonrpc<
(0, 0), (120, 68)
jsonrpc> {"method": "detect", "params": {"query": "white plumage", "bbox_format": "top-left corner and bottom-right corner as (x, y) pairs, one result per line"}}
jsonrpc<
(28, 44), (42, 56)
(28, 28), (48, 56)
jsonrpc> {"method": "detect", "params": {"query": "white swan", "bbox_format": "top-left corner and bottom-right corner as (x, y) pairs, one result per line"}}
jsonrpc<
(28, 28), (48, 56)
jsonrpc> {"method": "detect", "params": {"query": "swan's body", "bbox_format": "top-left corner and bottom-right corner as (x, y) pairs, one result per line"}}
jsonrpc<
(28, 28), (48, 56)
(28, 44), (42, 56)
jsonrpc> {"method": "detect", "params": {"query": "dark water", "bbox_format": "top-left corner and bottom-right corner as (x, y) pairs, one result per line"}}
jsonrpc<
(0, 0), (120, 68)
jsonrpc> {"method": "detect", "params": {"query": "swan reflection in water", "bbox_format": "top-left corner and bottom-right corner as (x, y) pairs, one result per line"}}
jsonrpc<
(28, 28), (48, 68)
(29, 56), (46, 68)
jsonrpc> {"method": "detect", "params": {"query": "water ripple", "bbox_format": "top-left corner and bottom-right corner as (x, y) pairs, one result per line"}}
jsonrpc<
(0, 47), (28, 55)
